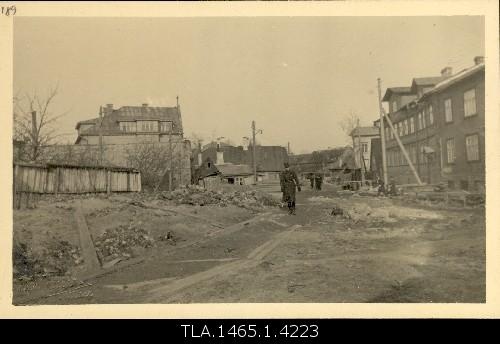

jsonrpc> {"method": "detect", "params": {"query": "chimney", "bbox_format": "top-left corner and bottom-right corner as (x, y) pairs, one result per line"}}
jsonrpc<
(474, 56), (484, 65)
(142, 103), (148, 107)
(105, 104), (113, 116)
(216, 151), (224, 165)
(441, 66), (453, 77)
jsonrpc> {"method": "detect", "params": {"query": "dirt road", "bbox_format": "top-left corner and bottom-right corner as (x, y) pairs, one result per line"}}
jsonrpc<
(16, 182), (485, 304)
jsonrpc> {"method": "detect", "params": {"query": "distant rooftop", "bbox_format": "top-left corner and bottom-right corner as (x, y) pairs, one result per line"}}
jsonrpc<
(350, 126), (380, 137)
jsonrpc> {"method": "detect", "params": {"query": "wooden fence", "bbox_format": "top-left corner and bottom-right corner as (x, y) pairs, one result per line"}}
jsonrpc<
(13, 163), (141, 209)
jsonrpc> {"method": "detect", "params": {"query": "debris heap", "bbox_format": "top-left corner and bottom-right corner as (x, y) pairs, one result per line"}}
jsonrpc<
(159, 187), (280, 209)
(94, 224), (155, 261)
(13, 239), (83, 280)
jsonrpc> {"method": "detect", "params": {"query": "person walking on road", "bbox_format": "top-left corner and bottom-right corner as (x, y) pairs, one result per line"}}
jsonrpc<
(280, 162), (301, 215)
(314, 174), (323, 191)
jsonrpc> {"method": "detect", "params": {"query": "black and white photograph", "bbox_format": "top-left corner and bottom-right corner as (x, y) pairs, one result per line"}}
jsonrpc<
(1, 1), (499, 318)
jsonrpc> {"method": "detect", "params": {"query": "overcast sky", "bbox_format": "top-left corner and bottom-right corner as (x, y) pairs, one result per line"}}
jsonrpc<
(14, 16), (484, 153)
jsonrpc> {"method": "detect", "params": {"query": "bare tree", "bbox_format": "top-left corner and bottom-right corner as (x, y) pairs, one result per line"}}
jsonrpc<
(124, 140), (187, 191)
(339, 110), (360, 145)
(188, 132), (205, 149)
(13, 85), (67, 161)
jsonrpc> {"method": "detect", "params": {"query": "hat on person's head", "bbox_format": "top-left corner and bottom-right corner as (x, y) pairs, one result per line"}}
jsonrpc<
(284, 162), (290, 168)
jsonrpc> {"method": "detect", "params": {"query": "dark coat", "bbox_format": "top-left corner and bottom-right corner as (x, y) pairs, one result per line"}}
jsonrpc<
(280, 169), (300, 202)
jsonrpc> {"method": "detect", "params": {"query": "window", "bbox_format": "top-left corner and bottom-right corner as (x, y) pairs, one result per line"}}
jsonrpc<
(139, 121), (158, 132)
(444, 98), (453, 122)
(361, 143), (368, 153)
(464, 89), (477, 117)
(428, 105), (434, 125)
(119, 121), (136, 132)
(418, 112), (423, 131)
(392, 101), (398, 113)
(397, 122), (402, 137)
(465, 134), (480, 161)
(446, 138), (456, 163)
(160, 121), (172, 132)
(422, 112), (426, 129)
(460, 180), (469, 191)
(403, 119), (408, 136)
(410, 117), (415, 134)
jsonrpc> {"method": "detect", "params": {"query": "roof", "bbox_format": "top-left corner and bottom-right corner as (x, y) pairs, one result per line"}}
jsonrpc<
(75, 118), (98, 129)
(216, 163), (253, 176)
(412, 76), (447, 86)
(350, 126), (380, 137)
(421, 63), (485, 98)
(249, 146), (289, 172)
(382, 87), (413, 101)
(76, 105), (183, 136)
(201, 144), (288, 172)
(410, 76), (448, 94)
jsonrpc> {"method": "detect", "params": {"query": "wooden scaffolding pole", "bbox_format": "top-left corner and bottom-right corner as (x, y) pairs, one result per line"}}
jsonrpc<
(380, 102), (423, 185)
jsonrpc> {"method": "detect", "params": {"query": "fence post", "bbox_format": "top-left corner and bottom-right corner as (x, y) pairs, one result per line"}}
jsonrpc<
(55, 167), (60, 195)
(106, 169), (111, 194)
(13, 164), (18, 209)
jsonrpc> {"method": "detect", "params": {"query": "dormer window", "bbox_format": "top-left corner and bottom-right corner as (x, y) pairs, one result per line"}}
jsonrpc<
(137, 120), (158, 132)
(119, 121), (137, 132)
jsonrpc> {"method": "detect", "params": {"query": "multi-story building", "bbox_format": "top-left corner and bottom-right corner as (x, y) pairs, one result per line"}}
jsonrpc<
(75, 103), (183, 144)
(380, 57), (485, 190)
(73, 103), (191, 188)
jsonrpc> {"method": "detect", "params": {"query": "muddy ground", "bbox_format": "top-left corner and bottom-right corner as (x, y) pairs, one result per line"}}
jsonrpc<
(13, 182), (485, 304)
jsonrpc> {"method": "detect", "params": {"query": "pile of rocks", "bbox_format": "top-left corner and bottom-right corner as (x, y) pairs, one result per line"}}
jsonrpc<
(94, 224), (155, 261)
(13, 238), (83, 281)
(159, 186), (280, 209)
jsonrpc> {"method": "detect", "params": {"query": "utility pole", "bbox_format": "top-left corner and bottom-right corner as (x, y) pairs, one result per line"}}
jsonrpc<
(252, 121), (257, 183)
(99, 106), (104, 165)
(357, 119), (365, 186)
(168, 126), (173, 191)
(287, 142), (290, 155)
(31, 111), (37, 161)
(377, 78), (388, 187)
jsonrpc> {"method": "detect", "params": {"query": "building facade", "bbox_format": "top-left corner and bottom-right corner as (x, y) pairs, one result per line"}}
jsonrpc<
(349, 126), (380, 172)
(197, 143), (288, 181)
(73, 103), (191, 188)
(380, 57), (485, 190)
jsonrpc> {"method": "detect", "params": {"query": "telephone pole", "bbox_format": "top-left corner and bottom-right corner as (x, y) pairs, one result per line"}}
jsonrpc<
(377, 78), (388, 187)
(99, 106), (104, 165)
(357, 119), (365, 185)
(252, 121), (257, 183)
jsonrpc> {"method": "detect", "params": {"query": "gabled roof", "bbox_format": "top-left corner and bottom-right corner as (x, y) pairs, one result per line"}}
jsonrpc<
(216, 163), (253, 176)
(75, 118), (98, 129)
(421, 63), (485, 98)
(350, 126), (380, 137)
(382, 87), (413, 101)
(412, 76), (447, 86)
(76, 105), (183, 136)
(248, 146), (289, 172)
(410, 76), (448, 94)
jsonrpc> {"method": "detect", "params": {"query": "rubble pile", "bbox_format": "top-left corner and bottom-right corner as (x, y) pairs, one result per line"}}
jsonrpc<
(158, 231), (178, 245)
(159, 186), (280, 209)
(94, 224), (155, 261)
(329, 203), (395, 224)
(13, 238), (83, 280)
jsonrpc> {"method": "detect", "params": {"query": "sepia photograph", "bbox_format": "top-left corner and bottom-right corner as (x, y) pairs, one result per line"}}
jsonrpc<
(1, 1), (499, 318)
